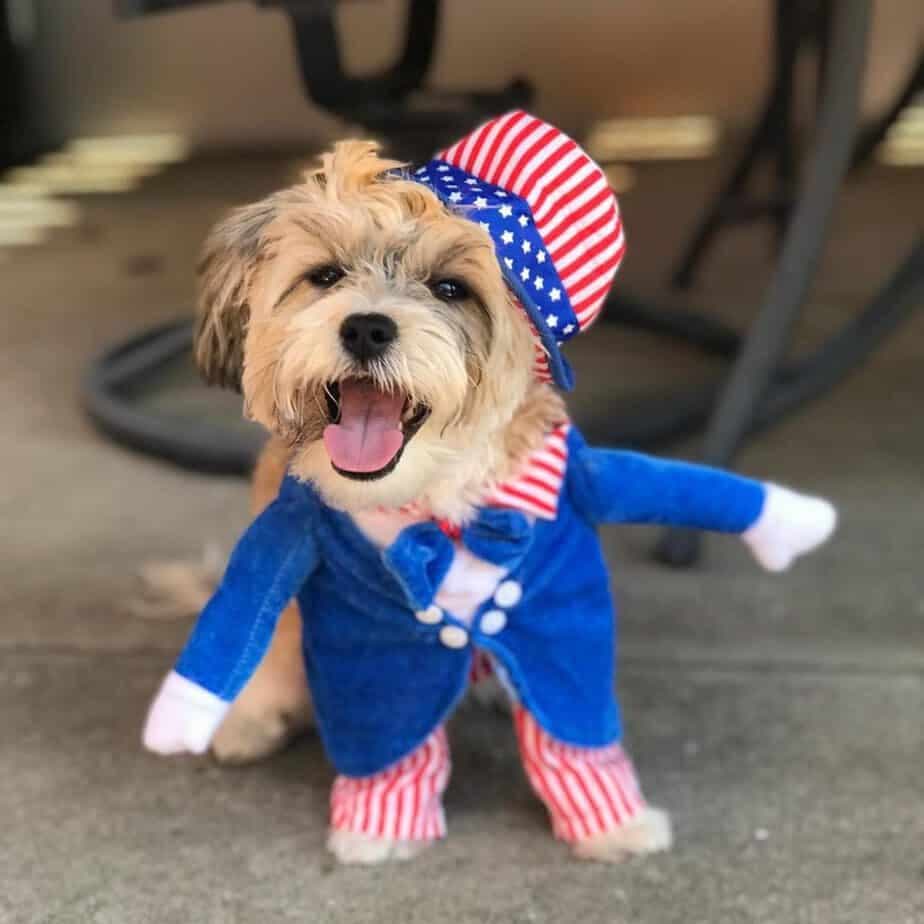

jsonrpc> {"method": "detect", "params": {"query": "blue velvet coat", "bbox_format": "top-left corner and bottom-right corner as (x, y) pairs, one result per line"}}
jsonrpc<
(174, 427), (765, 777)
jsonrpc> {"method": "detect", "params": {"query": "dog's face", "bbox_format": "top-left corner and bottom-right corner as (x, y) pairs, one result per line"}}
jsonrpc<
(195, 141), (541, 514)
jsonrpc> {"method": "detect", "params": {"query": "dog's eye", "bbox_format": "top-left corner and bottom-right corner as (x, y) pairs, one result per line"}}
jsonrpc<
(307, 265), (345, 289)
(431, 278), (470, 302)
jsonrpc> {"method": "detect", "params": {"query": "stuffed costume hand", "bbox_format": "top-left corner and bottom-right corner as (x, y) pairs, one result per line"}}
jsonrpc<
(742, 483), (837, 572)
(567, 444), (836, 569)
(143, 671), (230, 755)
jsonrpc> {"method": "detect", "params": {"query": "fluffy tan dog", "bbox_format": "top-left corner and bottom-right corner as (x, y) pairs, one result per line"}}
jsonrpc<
(145, 124), (834, 865)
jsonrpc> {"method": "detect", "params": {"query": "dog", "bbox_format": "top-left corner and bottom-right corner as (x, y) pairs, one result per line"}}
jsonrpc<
(202, 135), (562, 772)
(143, 112), (836, 865)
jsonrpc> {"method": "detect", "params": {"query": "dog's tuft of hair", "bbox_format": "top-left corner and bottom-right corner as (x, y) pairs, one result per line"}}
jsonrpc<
(195, 140), (565, 521)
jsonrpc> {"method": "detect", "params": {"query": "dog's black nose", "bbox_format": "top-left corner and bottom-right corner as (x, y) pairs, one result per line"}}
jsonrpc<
(339, 313), (398, 362)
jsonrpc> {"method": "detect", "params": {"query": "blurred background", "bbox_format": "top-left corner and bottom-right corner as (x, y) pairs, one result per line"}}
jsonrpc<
(2, 3), (923, 923)
(6, 1), (922, 147)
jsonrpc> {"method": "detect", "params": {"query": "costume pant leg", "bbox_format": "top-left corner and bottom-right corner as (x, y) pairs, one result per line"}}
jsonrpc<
(513, 707), (646, 842)
(329, 727), (451, 841)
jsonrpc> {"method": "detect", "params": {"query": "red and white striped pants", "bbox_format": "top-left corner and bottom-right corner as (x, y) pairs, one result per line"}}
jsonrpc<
(330, 707), (646, 844)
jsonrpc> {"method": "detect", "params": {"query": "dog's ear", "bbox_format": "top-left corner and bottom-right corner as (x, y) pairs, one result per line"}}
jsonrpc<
(194, 195), (285, 390)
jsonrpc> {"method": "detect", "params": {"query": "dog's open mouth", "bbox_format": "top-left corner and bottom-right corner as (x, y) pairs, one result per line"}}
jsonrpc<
(322, 378), (431, 480)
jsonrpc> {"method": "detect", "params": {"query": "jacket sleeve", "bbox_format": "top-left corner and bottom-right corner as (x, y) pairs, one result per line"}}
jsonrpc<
(567, 444), (766, 533)
(173, 477), (320, 703)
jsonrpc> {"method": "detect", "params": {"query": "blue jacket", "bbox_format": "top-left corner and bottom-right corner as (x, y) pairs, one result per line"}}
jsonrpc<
(174, 427), (765, 777)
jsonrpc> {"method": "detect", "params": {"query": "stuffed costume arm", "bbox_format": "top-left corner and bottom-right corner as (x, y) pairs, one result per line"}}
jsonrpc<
(143, 478), (319, 755)
(568, 445), (836, 571)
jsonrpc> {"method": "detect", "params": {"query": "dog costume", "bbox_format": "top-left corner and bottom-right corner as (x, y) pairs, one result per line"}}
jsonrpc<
(144, 112), (836, 847)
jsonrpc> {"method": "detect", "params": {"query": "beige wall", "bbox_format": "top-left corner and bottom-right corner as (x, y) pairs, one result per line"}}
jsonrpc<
(26, 0), (923, 151)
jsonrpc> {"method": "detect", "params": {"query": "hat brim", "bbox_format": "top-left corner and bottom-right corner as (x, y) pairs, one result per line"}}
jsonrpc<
(503, 268), (575, 391)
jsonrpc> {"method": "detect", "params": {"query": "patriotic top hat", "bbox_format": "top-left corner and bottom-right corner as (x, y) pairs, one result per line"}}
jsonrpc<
(411, 110), (625, 390)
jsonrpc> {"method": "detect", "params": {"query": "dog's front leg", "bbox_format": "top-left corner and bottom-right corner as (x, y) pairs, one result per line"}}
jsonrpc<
(327, 728), (451, 864)
(211, 600), (314, 764)
(514, 708), (672, 863)
(211, 440), (314, 764)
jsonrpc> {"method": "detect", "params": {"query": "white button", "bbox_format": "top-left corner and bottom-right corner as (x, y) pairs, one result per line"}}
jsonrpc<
(439, 625), (469, 649)
(480, 609), (507, 635)
(416, 605), (442, 625)
(493, 580), (522, 609)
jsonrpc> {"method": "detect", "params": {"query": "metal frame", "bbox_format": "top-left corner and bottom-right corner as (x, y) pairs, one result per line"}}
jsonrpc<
(587, 238), (923, 452)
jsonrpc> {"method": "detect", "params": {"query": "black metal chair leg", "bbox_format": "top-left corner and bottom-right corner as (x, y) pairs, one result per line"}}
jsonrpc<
(284, 0), (440, 112)
(656, 0), (872, 568)
(280, 0), (532, 156)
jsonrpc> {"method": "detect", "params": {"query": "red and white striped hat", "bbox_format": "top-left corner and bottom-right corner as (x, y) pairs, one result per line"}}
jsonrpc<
(412, 110), (625, 390)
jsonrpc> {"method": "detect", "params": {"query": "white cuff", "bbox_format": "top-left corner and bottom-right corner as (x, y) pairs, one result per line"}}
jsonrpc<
(142, 671), (230, 756)
(743, 483), (837, 572)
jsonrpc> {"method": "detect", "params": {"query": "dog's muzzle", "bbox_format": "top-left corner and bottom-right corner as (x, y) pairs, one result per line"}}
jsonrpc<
(323, 378), (431, 481)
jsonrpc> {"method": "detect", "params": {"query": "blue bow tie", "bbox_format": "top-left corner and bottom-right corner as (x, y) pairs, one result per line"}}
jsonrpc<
(382, 507), (534, 611)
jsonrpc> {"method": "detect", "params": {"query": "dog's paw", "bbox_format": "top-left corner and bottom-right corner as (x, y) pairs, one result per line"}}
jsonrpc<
(211, 704), (312, 765)
(571, 807), (673, 863)
(326, 829), (432, 865)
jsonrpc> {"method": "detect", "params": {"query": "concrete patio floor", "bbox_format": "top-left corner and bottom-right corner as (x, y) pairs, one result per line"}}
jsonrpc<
(2, 154), (922, 924)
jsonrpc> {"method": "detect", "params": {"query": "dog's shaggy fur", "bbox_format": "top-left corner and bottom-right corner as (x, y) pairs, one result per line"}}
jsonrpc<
(188, 142), (666, 862)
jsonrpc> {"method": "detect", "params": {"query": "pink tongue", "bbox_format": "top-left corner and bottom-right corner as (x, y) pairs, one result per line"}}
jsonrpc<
(323, 381), (405, 473)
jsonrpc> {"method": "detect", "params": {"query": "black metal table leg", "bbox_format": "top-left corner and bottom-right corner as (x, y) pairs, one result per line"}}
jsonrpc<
(670, 0), (805, 289)
(656, 0), (872, 568)
(669, 97), (781, 290)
